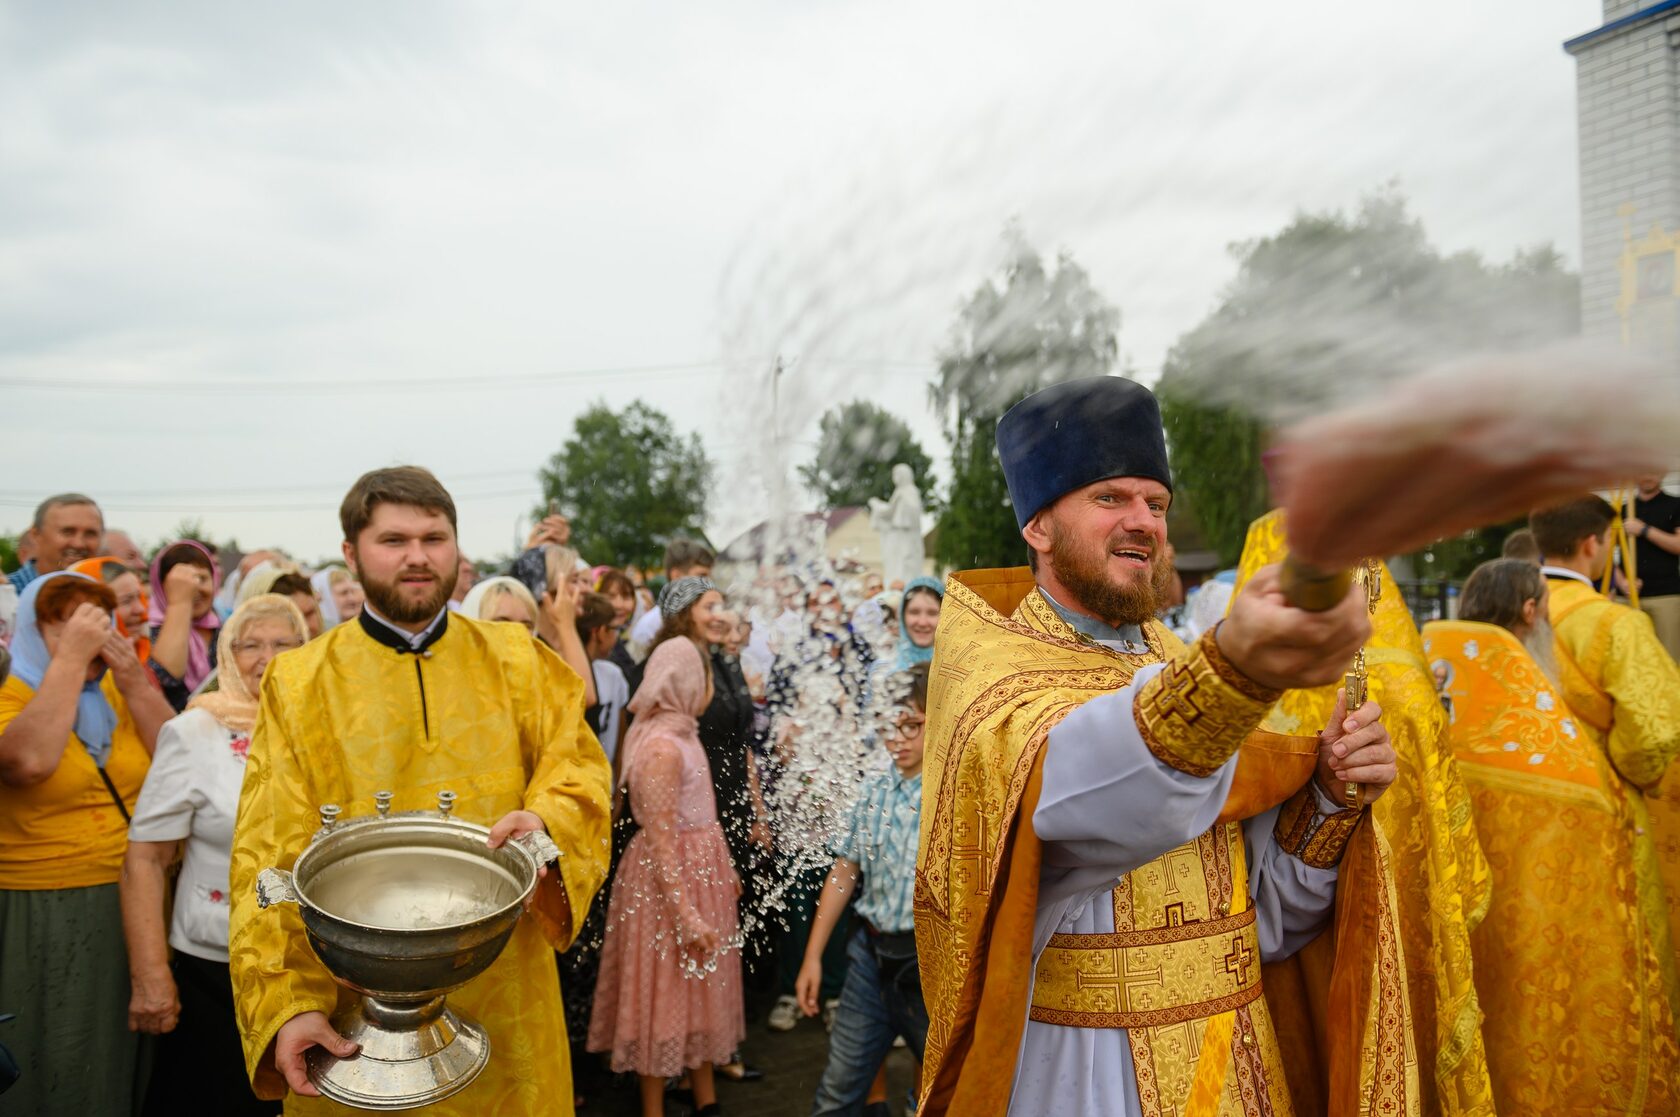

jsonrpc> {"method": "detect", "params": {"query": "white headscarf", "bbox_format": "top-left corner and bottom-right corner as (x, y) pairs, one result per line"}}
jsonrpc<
(460, 576), (541, 627)
(312, 569), (340, 628)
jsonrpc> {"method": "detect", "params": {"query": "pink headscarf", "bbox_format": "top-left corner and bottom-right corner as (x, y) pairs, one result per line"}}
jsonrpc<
(147, 540), (224, 692)
(619, 636), (710, 789)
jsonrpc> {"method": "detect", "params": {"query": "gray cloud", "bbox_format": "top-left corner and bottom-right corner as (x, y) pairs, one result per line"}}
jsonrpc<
(0, 0), (1592, 559)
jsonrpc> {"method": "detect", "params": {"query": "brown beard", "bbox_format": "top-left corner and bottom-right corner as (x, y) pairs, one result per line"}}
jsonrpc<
(1049, 521), (1173, 629)
(357, 557), (458, 625)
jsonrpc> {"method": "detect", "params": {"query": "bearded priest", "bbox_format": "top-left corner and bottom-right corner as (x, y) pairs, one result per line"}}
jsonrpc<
(915, 377), (1414, 1117)
(227, 467), (612, 1116)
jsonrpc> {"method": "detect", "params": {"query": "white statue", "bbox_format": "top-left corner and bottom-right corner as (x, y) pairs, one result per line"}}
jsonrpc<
(869, 463), (926, 588)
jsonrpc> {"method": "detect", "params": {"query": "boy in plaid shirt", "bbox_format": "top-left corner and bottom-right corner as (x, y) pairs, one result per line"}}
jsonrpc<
(798, 662), (929, 1116)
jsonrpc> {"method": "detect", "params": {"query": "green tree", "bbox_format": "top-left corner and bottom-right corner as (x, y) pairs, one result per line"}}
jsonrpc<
(536, 401), (713, 569)
(1157, 189), (1579, 571)
(798, 401), (937, 513)
(932, 225), (1122, 569)
(0, 534), (18, 573)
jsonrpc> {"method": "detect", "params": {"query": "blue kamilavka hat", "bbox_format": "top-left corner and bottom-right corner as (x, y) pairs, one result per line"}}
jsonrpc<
(995, 376), (1173, 530)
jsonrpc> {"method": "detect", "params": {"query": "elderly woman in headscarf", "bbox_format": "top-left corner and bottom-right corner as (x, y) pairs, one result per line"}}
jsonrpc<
(310, 566), (364, 630)
(147, 540), (223, 712)
(120, 594), (305, 1116)
(71, 556), (153, 662)
(0, 571), (175, 1117)
(232, 561), (323, 639)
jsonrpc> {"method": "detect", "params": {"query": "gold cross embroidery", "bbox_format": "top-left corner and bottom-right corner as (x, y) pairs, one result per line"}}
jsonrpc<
(1224, 934), (1254, 985)
(950, 810), (997, 896)
(1076, 951), (1165, 1012)
(1152, 664), (1203, 724)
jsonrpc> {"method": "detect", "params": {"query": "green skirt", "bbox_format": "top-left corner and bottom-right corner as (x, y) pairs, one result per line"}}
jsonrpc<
(0, 883), (149, 1116)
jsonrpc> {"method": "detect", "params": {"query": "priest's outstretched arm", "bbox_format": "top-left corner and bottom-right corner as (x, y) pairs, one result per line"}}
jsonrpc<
(1035, 657), (1387, 956)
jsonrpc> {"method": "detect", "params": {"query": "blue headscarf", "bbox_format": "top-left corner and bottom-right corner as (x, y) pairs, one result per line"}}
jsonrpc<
(894, 575), (945, 670)
(10, 572), (119, 768)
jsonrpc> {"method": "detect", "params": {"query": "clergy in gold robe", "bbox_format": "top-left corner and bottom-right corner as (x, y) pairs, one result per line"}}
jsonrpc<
(228, 468), (612, 1116)
(1532, 495), (1680, 1017)
(917, 378), (1413, 1117)
(1235, 512), (1496, 1117)
(1424, 558), (1678, 1113)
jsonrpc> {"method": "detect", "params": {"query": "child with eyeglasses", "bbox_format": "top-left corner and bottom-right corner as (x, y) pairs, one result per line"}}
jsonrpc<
(797, 662), (930, 1116)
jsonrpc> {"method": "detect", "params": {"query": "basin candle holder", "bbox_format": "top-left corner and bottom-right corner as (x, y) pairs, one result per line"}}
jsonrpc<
(255, 789), (560, 1111)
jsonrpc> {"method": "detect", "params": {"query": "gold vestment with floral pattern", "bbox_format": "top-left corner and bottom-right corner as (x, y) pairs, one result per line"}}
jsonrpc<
(1425, 619), (1679, 1113)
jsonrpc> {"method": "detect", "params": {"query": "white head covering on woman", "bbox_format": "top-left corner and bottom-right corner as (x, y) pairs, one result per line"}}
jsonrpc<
(460, 576), (542, 626)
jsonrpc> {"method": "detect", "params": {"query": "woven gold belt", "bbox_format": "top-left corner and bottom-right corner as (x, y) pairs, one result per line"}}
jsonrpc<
(1028, 908), (1262, 1029)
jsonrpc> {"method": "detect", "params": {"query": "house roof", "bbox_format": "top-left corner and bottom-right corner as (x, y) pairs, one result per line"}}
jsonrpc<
(719, 507), (864, 563)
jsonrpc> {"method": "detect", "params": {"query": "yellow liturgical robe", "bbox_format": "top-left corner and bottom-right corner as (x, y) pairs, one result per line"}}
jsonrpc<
(916, 567), (1415, 1117)
(228, 612), (613, 1116)
(1423, 619), (1679, 1113)
(1545, 575), (1680, 1022)
(1235, 512), (1495, 1117)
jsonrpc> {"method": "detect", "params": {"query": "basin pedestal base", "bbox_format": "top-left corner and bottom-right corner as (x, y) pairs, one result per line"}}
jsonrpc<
(306, 995), (490, 1111)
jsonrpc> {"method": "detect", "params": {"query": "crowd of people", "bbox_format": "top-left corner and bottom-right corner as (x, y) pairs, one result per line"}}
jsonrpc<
(0, 378), (1678, 1117)
(0, 476), (944, 1117)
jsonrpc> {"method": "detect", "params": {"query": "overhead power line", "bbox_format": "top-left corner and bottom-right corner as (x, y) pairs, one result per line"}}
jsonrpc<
(0, 485), (539, 514)
(0, 468), (537, 503)
(0, 362), (727, 395)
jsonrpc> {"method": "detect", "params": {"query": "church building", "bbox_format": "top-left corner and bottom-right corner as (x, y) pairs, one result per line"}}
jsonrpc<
(1568, 0), (1680, 359)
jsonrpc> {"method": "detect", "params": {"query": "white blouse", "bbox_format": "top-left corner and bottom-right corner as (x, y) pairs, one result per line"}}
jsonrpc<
(128, 707), (252, 964)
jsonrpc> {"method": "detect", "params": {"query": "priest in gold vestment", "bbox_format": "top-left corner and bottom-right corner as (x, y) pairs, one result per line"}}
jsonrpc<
(1235, 512), (1495, 1117)
(1423, 557), (1678, 1113)
(916, 378), (1413, 1117)
(1532, 496), (1680, 1026)
(228, 468), (613, 1116)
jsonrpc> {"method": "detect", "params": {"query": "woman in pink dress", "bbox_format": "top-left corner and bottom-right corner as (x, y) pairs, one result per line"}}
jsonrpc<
(589, 577), (744, 1117)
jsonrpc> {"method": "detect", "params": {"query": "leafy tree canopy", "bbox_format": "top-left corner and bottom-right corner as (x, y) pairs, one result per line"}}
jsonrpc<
(798, 401), (937, 514)
(537, 400), (713, 570)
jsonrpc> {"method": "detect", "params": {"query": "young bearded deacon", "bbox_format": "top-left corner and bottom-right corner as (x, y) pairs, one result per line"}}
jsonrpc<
(228, 467), (611, 1116)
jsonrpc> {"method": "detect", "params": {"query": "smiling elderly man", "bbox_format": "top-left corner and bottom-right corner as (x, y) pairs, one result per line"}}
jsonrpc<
(8, 493), (104, 592)
(915, 377), (1409, 1117)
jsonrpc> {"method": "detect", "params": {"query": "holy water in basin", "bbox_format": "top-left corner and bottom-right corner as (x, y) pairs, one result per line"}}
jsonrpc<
(303, 845), (523, 931)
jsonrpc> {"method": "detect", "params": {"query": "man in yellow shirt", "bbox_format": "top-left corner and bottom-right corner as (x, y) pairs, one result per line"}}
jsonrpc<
(1532, 495), (1680, 1011)
(228, 467), (612, 1116)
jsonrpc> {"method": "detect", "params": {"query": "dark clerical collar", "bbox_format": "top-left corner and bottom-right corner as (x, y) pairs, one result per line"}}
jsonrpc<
(358, 604), (450, 655)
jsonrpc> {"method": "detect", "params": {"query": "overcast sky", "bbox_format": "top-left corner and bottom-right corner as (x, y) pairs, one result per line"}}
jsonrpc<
(0, 0), (1600, 562)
